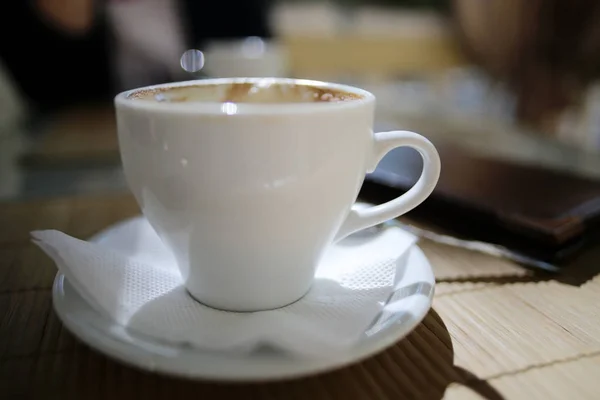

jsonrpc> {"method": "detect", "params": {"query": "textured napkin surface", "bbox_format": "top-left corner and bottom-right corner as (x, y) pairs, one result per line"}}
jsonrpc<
(33, 218), (416, 358)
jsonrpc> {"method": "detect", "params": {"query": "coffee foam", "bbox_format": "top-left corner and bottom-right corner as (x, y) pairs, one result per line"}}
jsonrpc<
(129, 82), (362, 104)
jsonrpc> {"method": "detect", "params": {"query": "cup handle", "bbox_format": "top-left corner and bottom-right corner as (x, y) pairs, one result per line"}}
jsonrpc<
(334, 130), (441, 242)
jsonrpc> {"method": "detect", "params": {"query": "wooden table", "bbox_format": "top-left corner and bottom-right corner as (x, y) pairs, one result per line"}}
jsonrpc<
(1, 193), (600, 399)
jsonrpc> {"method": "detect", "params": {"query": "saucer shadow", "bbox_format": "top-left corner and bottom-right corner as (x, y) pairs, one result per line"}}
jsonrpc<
(50, 309), (505, 399)
(305, 308), (506, 400)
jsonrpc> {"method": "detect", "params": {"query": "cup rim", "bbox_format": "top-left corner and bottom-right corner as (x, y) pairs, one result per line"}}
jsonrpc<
(114, 78), (375, 115)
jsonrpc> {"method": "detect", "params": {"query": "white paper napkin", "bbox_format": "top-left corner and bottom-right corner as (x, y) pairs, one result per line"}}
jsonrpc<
(32, 219), (417, 358)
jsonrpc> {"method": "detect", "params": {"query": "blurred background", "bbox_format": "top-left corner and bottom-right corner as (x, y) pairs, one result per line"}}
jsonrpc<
(2, 0), (600, 202)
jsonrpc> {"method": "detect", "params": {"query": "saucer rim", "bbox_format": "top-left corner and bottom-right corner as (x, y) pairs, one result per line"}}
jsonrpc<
(52, 216), (435, 382)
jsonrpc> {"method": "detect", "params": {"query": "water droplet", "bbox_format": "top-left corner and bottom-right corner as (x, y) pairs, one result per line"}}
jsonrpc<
(180, 49), (204, 73)
(181, 158), (188, 167)
(155, 93), (167, 102)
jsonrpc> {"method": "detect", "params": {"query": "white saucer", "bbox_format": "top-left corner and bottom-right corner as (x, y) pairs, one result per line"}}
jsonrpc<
(52, 217), (435, 381)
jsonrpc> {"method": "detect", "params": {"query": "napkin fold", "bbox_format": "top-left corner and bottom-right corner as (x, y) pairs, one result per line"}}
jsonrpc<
(33, 218), (416, 358)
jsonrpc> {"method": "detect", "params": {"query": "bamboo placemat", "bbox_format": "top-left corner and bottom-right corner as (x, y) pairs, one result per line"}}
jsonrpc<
(1, 194), (599, 399)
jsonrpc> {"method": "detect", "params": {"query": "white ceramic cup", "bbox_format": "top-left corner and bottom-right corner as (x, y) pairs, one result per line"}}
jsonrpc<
(115, 77), (440, 312)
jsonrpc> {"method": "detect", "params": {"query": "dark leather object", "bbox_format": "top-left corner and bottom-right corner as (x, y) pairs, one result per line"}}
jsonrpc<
(359, 144), (600, 263)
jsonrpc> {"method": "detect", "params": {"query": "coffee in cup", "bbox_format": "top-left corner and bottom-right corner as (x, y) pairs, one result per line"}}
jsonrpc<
(129, 80), (362, 104)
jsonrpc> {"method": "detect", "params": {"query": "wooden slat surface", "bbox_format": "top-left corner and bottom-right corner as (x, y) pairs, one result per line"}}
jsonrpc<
(1, 193), (599, 399)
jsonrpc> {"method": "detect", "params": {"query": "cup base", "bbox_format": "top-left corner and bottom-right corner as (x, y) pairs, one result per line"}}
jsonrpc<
(185, 284), (313, 313)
